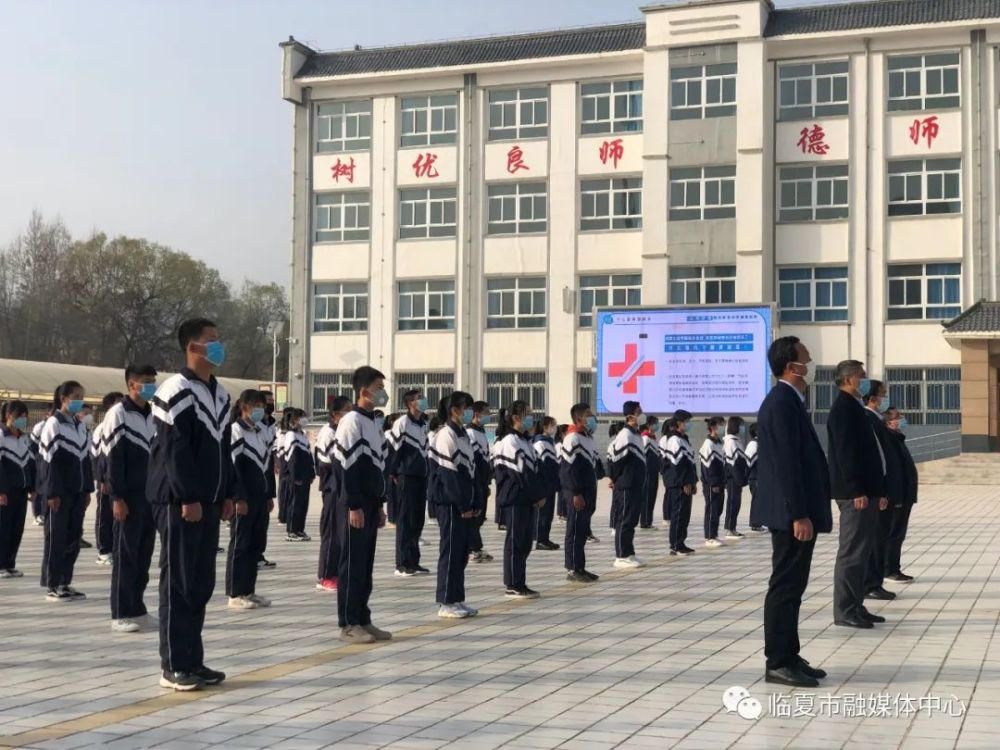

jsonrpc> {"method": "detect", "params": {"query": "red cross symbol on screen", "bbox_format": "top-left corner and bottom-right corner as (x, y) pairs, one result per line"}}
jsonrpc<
(608, 343), (656, 394)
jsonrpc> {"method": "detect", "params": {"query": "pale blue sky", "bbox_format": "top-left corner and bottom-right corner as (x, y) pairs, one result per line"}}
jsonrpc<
(0, 0), (837, 285)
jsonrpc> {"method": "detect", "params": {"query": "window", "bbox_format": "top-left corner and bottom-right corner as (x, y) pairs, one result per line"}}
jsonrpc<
(488, 87), (548, 141)
(888, 159), (961, 216)
(777, 267), (848, 323)
(487, 182), (547, 235)
(486, 277), (546, 329)
(576, 371), (594, 409)
(670, 63), (737, 120)
(394, 372), (455, 409)
(886, 367), (961, 425)
(778, 165), (849, 222)
(399, 188), (457, 239)
(887, 263), (961, 320)
(777, 61), (849, 121)
(578, 274), (642, 327)
(580, 178), (642, 231)
(400, 94), (458, 147)
(580, 80), (643, 134)
(807, 366), (837, 426)
(311, 372), (352, 418)
(398, 279), (456, 330)
(315, 100), (371, 153)
(669, 166), (736, 220)
(669, 266), (736, 305)
(314, 192), (370, 242)
(887, 52), (960, 111)
(312, 282), (368, 333)
(484, 371), (546, 418)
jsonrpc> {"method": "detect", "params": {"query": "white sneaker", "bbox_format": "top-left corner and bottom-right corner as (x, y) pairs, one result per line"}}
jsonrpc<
(459, 602), (479, 617)
(228, 596), (258, 610)
(96, 554), (113, 566)
(394, 568), (417, 578)
(660, 520), (670, 528)
(705, 538), (724, 548)
(613, 556), (643, 569)
(33, 516), (44, 526)
(610, 529), (616, 538)
(112, 618), (141, 633)
(724, 530), (743, 540)
(248, 593), (272, 608)
(437, 603), (469, 619)
(0, 569), (12, 579)
(418, 537), (426, 547)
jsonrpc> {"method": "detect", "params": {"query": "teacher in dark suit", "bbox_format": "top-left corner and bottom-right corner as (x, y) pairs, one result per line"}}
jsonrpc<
(755, 336), (831, 688)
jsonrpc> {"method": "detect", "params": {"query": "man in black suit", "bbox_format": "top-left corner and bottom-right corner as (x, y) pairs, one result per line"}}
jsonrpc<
(827, 360), (887, 629)
(884, 408), (918, 583)
(756, 336), (831, 688)
(862, 380), (898, 602)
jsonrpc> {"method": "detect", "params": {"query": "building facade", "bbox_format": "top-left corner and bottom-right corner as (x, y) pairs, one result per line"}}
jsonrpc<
(280, 0), (1000, 442)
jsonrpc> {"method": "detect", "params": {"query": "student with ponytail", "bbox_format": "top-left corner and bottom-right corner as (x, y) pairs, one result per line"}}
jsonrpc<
(281, 408), (315, 541)
(700, 417), (727, 548)
(0, 400), (35, 578)
(28, 410), (50, 524)
(466, 401), (494, 564)
(531, 416), (560, 552)
(93, 391), (124, 565)
(723, 416), (750, 539)
(316, 396), (352, 591)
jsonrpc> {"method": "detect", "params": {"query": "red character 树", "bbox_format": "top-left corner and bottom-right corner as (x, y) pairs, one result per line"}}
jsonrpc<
(331, 157), (356, 184)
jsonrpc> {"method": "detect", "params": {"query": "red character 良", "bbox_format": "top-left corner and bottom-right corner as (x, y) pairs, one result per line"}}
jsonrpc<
(506, 145), (529, 174)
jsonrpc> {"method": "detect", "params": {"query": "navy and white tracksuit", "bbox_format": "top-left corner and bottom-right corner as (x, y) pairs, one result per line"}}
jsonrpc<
(333, 407), (386, 628)
(609, 425), (646, 559)
(388, 413), (428, 572)
(148, 368), (233, 674)
(282, 429), (315, 536)
(723, 434), (750, 533)
(38, 412), (95, 590)
(29, 420), (45, 519)
(274, 428), (288, 523)
(700, 436), (726, 540)
(227, 420), (271, 597)
(315, 421), (341, 580)
(531, 434), (559, 545)
(494, 431), (540, 590)
(91, 421), (114, 556)
(745, 438), (759, 527)
(0, 425), (35, 571)
(259, 416), (277, 560)
(384, 428), (397, 524)
(428, 421), (475, 605)
(466, 423), (491, 554)
(104, 397), (155, 620)
(559, 427), (602, 573)
(640, 431), (661, 528)
(660, 430), (696, 550)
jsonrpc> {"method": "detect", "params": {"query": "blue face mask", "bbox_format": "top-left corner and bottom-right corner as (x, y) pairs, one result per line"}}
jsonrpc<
(13, 416), (27, 432)
(739, 424), (747, 435)
(375, 416), (385, 430)
(858, 378), (872, 397)
(521, 415), (535, 432)
(416, 397), (428, 412)
(877, 398), (891, 414)
(250, 407), (265, 423)
(898, 418), (909, 430)
(462, 408), (474, 425)
(139, 382), (157, 401)
(586, 416), (598, 432)
(203, 341), (226, 367)
(479, 415), (492, 425)
(67, 399), (84, 415)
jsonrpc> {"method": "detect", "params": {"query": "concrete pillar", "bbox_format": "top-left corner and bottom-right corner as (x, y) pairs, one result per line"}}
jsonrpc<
(960, 340), (995, 451)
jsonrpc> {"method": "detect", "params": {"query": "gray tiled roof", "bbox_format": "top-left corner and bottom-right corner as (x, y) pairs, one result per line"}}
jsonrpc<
(764, 0), (1000, 37)
(941, 300), (1000, 334)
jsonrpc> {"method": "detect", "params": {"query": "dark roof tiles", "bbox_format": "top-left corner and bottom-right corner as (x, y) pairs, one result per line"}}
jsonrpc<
(942, 300), (1000, 334)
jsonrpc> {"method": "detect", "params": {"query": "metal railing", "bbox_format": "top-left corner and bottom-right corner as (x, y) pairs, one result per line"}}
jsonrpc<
(905, 429), (962, 463)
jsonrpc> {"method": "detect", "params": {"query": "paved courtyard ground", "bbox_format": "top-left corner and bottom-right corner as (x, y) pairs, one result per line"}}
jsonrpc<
(0, 483), (997, 750)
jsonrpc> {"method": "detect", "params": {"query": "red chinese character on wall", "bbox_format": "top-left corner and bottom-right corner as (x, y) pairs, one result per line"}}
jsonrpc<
(908, 115), (939, 149)
(412, 152), (439, 178)
(506, 145), (529, 173)
(796, 124), (829, 155)
(331, 157), (356, 183)
(598, 138), (624, 168)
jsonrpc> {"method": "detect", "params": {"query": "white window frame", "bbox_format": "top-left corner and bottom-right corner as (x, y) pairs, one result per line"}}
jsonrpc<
(483, 371), (547, 418)
(887, 263), (961, 321)
(577, 273), (642, 328)
(580, 79), (643, 135)
(887, 52), (961, 112)
(887, 158), (961, 217)
(777, 165), (849, 223)
(580, 177), (642, 231)
(485, 277), (547, 329)
(669, 166), (736, 221)
(397, 279), (456, 331)
(885, 366), (961, 426)
(487, 87), (548, 141)
(777, 60), (850, 121)
(399, 94), (459, 147)
(486, 182), (547, 235)
(315, 100), (372, 153)
(576, 370), (594, 409)
(399, 188), (458, 239)
(314, 191), (371, 242)
(669, 63), (737, 120)
(777, 266), (849, 324)
(312, 282), (368, 333)
(311, 372), (353, 418)
(668, 265), (736, 305)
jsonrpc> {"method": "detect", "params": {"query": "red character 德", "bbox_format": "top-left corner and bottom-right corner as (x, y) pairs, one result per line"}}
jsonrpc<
(796, 124), (829, 155)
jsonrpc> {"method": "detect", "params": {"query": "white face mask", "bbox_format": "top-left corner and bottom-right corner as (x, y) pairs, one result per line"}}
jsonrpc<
(81, 414), (94, 428)
(791, 361), (811, 386)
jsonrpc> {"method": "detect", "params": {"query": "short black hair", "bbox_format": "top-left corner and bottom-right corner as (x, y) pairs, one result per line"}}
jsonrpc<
(570, 402), (590, 423)
(102, 392), (124, 411)
(705, 416), (726, 431)
(748, 422), (758, 439)
(768, 336), (801, 378)
(622, 401), (641, 418)
(863, 379), (886, 403)
(403, 389), (422, 405)
(726, 416), (744, 435)
(644, 415), (658, 428)
(178, 318), (217, 351)
(352, 366), (386, 396)
(835, 359), (864, 387)
(673, 409), (692, 422)
(329, 396), (351, 414)
(473, 400), (490, 414)
(125, 363), (157, 384)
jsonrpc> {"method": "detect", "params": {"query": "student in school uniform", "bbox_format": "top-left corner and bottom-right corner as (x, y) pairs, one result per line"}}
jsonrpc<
(316, 396), (351, 592)
(555, 423), (569, 524)
(429, 392), (479, 619)
(389, 390), (430, 577)
(76, 405), (97, 551)
(561, 403), (602, 583)
(0, 400), (35, 579)
(494, 400), (544, 599)
(659, 409), (692, 528)
(639, 415), (661, 530)
(275, 418), (289, 526)
(93, 391), (124, 566)
(700, 417), (727, 548)
(531, 416), (561, 552)
(281, 408), (314, 542)
(38, 381), (94, 602)
(606, 420), (623, 536)
(609, 402), (647, 568)
(333, 366), (391, 644)
(257, 391), (278, 570)
(29, 412), (49, 525)
(103, 365), (157, 633)
(746, 423), (762, 532)
(660, 415), (697, 556)
(466, 401), (494, 564)
(148, 318), (235, 691)
(723, 416), (750, 540)
(383, 412), (400, 527)
(226, 389), (274, 610)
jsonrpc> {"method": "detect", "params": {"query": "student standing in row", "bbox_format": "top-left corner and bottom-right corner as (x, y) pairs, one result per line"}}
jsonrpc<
(661, 415), (696, 556)
(282, 408), (314, 542)
(226, 389), (273, 610)
(746, 423), (762, 532)
(383, 412), (400, 527)
(390, 390), (430, 577)
(700, 417), (727, 549)
(258, 392), (278, 570)
(723, 416), (749, 540)
(561, 403), (602, 583)
(884, 408), (917, 583)
(93, 391), (124, 565)
(0, 400), (34, 579)
(531, 416), (560, 552)
(609, 402), (646, 568)
(606, 421), (623, 535)
(29, 412), (49, 525)
(639, 415), (660, 530)
(334, 366), (392, 644)
(38, 381), (94, 601)
(316, 396), (351, 591)
(104, 365), (158, 633)
(429, 392), (479, 619)
(149, 318), (234, 691)
(275, 416), (288, 526)
(466, 401), (494, 564)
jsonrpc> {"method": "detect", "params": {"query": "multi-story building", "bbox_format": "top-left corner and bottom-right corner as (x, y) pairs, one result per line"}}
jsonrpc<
(280, 0), (1000, 450)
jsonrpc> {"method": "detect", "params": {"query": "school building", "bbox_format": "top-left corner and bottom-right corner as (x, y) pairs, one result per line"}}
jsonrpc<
(280, 0), (1000, 451)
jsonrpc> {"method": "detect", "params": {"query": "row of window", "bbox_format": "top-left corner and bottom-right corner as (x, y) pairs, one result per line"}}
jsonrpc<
(315, 52), (961, 153)
(312, 261), (961, 334)
(314, 157), (963, 242)
(807, 366), (960, 426)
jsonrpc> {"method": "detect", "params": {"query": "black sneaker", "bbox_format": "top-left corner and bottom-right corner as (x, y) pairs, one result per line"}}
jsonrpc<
(669, 549), (679, 556)
(193, 666), (226, 686)
(587, 534), (600, 543)
(159, 670), (203, 691)
(413, 565), (430, 575)
(581, 570), (599, 581)
(64, 586), (86, 600)
(566, 570), (591, 583)
(216, 547), (223, 554)
(504, 587), (539, 599)
(535, 540), (559, 551)
(79, 539), (93, 549)
(677, 545), (695, 556)
(886, 572), (914, 583)
(257, 557), (277, 569)
(297, 532), (312, 542)
(497, 524), (506, 531)
(46, 587), (72, 602)
(522, 586), (540, 598)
